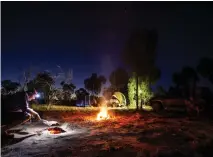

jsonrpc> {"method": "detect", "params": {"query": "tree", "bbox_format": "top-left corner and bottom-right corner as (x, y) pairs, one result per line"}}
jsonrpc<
(102, 86), (115, 100)
(123, 29), (158, 109)
(1, 80), (21, 94)
(149, 67), (161, 85)
(127, 74), (154, 109)
(60, 81), (76, 101)
(84, 73), (106, 95)
(181, 66), (199, 99)
(139, 78), (154, 108)
(75, 88), (89, 106)
(171, 72), (184, 96)
(109, 67), (129, 91)
(156, 85), (167, 96)
(127, 74), (136, 108)
(172, 67), (199, 99)
(197, 58), (213, 84)
(172, 72), (183, 89)
(26, 80), (38, 92)
(34, 71), (55, 104)
(75, 88), (89, 100)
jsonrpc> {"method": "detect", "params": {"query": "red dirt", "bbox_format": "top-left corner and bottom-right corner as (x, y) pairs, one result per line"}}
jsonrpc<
(41, 110), (213, 157)
(2, 110), (213, 157)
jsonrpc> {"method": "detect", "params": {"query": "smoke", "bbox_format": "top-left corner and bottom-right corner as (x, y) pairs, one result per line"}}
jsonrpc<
(99, 54), (115, 94)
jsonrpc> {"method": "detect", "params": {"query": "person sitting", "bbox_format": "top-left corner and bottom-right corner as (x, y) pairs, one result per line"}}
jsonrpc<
(23, 90), (42, 121)
(2, 90), (41, 138)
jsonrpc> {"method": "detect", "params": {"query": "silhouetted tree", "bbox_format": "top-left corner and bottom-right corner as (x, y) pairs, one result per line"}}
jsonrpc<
(156, 85), (167, 96)
(34, 71), (55, 104)
(172, 72), (183, 96)
(75, 88), (89, 100)
(61, 81), (76, 101)
(172, 67), (199, 99)
(26, 80), (37, 92)
(172, 72), (183, 89)
(109, 67), (129, 91)
(149, 67), (161, 85)
(84, 73), (106, 95)
(102, 86), (115, 100)
(1, 80), (20, 94)
(123, 29), (158, 109)
(181, 66), (199, 99)
(197, 58), (213, 84)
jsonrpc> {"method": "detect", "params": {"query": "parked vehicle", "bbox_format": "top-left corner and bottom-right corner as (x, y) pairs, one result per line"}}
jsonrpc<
(149, 96), (206, 113)
(149, 96), (186, 112)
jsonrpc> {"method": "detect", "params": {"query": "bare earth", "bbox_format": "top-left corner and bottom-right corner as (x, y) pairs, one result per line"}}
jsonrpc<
(1, 110), (213, 157)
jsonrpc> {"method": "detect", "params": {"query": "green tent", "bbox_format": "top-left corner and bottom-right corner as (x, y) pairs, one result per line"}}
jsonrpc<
(111, 92), (126, 107)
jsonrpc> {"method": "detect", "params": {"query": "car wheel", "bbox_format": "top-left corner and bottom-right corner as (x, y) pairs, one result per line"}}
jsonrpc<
(152, 102), (163, 112)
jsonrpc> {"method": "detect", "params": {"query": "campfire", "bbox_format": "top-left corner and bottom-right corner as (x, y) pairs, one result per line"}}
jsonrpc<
(96, 106), (110, 120)
(48, 127), (66, 134)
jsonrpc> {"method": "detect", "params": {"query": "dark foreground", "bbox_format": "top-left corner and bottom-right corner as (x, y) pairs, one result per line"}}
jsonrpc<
(1, 110), (213, 157)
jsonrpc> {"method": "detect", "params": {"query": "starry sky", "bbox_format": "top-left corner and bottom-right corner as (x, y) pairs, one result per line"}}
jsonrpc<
(2, 2), (213, 89)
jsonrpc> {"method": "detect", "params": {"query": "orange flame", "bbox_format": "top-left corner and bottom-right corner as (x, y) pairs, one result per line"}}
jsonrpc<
(96, 106), (110, 120)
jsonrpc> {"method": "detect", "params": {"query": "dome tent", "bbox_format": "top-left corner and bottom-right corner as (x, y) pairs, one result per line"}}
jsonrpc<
(110, 92), (126, 107)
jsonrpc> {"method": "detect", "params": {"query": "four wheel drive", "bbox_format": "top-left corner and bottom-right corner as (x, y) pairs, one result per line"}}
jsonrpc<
(149, 96), (206, 114)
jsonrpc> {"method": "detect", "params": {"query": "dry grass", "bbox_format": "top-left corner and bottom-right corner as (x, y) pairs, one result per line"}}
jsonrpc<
(31, 104), (141, 113)
(32, 104), (100, 112)
(32, 104), (153, 112)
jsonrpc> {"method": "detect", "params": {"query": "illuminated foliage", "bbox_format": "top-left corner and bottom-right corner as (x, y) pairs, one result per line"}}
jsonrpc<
(139, 78), (154, 106)
(127, 74), (136, 108)
(128, 74), (154, 109)
(123, 29), (158, 109)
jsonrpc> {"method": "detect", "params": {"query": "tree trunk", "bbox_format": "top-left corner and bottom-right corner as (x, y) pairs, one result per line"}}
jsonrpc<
(136, 73), (139, 110)
(192, 80), (196, 100)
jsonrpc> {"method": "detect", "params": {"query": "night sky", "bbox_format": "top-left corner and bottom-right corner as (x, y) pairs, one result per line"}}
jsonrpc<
(2, 2), (213, 89)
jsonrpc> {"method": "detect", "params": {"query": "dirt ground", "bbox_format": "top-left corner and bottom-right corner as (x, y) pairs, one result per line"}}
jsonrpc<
(1, 110), (213, 157)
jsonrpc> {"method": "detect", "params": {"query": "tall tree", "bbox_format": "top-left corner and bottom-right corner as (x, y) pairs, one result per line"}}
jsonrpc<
(109, 67), (129, 91)
(84, 73), (106, 95)
(172, 67), (199, 99)
(197, 58), (213, 84)
(34, 71), (55, 104)
(123, 29), (158, 109)
(127, 74), (154, 109)
(102, 86), (115, 100)
(172, 72), (183, 89)
(127, 74), (136, 108)
(181, 66), (199, 99)
(156, 85), (167, 96)
(149, 67), (161, 85)
(139, 78), (154, 108)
